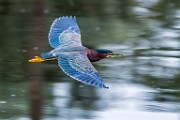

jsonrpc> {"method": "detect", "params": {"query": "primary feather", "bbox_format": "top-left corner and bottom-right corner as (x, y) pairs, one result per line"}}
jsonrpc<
(57, 53), (108, 88)
(49, 16), (81, 48)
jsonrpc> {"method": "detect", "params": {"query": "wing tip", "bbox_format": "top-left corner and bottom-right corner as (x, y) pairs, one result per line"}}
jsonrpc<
(100, 83), (109, 89)
(57, 16), (77, 21)
(104, 86), (109, 89)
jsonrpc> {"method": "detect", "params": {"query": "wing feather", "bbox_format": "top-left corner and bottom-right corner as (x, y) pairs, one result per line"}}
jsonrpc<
(48, 16), (81, 48)
(57, 53), (108, 89)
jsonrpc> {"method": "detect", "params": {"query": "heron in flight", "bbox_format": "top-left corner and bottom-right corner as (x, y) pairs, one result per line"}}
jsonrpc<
(28, 16), (125, 89)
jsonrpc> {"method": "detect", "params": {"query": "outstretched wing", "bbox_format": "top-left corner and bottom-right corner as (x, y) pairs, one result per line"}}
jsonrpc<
(49, 16), (81, 48)
(57, 53), (108, 89)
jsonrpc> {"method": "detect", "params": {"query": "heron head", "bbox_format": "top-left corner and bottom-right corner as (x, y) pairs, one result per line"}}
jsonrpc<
(87, 49), (112, 62)
(95, 49), (126, 58)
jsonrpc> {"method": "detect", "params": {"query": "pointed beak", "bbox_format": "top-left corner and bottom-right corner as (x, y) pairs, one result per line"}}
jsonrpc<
(106, 53), (126, 58)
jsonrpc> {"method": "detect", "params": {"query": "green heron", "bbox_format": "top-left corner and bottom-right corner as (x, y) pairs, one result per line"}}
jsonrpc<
(28, 16), (125, 89)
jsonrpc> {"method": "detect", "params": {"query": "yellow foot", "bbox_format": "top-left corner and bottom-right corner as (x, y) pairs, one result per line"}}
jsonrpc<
(106, 53), (126, 58)
(28, 56), (45, 62)
(28, 56), (57, 62)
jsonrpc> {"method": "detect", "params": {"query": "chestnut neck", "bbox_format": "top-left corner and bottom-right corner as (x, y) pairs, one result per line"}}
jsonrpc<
(87, 49), (107, 62)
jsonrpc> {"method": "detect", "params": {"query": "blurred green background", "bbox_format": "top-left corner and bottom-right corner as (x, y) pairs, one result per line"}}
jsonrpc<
(0, 0), (180, 120)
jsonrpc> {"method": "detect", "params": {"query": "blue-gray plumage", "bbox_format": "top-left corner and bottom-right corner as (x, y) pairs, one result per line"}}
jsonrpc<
(42, 16), (109, 89)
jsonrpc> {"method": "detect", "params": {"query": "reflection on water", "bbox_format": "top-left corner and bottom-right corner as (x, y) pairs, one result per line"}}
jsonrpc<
(0, 0), (180, 120)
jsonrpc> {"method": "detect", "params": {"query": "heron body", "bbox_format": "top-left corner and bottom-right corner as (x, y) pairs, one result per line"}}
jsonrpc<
(28, 16), (125, 88)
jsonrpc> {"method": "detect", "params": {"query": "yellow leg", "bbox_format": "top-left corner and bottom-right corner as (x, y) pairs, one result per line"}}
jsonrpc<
(46, 58), (57, 61)
(28, 56), (57, 62)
